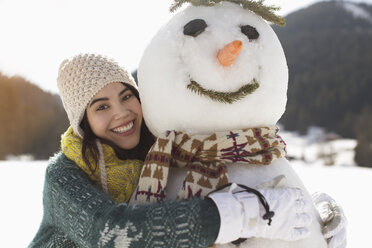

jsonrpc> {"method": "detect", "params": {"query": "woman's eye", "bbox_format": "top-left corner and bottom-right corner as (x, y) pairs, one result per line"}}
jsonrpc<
(122, 94), (132, 101)
(96, 105), (108, 111)
(241, 25), (259, 40)
(183, 19), (207, 37)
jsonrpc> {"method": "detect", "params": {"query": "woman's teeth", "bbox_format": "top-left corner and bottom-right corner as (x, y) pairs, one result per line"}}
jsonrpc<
(112, 121), (134, 133)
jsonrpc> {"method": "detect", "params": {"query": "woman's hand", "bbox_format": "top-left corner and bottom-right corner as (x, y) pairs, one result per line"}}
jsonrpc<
(312, 192), (347, 248)
(251, 187), (312, 241)
(208, 183), (312, 244)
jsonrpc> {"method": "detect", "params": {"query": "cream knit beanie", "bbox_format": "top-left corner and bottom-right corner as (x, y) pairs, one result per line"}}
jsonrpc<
(57, 53), (137, 138)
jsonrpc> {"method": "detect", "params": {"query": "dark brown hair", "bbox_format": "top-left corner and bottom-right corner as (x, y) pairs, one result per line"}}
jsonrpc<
(80, 83), (155, 174)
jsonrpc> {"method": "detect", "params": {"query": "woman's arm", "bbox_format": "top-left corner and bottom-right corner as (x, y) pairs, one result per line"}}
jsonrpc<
(35, 153), (220, 248)
(30, 153), (313, 247)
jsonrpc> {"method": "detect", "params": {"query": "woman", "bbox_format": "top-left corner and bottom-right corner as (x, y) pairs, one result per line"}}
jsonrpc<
(29, 53), (313, 247)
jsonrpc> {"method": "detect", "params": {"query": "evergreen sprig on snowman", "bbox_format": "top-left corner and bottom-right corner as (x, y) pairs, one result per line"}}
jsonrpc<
(136, 0), (347, 247)
(170, 0), (285, 26)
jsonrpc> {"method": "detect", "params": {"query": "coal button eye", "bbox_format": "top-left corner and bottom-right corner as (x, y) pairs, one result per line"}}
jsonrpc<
(241, 25), (259, 40)
(184, 19), (207, 37)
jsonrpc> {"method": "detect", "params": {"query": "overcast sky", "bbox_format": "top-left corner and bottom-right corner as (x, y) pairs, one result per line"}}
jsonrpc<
(0, 0), (371, 93)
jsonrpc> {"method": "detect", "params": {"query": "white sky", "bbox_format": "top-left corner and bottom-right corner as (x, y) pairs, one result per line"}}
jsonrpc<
(0, 0), (371, 93)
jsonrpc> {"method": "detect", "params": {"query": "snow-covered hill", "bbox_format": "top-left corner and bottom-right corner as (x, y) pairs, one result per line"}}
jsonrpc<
(0, 130), (370, 247)
(341, 1), (372, 24)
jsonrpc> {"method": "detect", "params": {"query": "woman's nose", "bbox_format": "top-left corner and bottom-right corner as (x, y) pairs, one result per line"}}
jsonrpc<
(217, 40), (243, 67)
(113, 107), (130, 120)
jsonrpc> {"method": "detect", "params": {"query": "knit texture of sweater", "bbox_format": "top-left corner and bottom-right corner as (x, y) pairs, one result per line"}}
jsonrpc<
(29, 152), (220, 248)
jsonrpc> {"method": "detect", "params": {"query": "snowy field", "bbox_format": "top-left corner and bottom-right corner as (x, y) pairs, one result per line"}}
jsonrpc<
(1, 129), (371, 247)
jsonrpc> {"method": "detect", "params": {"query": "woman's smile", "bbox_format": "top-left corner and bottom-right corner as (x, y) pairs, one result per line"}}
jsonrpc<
(111, 120), (135, 135)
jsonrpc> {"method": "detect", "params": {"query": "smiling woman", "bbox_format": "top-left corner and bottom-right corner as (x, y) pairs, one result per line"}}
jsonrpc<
(29, 53), (218, 247)
(55, 53), (154, 203)
(78, 81), (151, 185)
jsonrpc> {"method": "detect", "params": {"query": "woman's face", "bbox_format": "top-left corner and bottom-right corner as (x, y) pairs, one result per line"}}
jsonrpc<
(86, 82), (143, 150)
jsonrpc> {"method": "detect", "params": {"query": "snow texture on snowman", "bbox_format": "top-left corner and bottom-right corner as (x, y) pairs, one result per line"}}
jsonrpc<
(137, 0), (327, 247)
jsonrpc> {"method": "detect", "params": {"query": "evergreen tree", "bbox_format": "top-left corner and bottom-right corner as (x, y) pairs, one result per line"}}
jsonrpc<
(0, 73), (68, 159)
(354, 107), (372, 168)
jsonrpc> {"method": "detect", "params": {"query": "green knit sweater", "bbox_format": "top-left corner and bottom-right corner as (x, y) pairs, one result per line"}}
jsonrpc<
(29, 152), (220, 248)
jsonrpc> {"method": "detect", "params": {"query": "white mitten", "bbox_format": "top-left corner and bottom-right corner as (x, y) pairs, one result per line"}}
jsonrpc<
(312, 192), (347, 248)
(208, 183), (312, 244)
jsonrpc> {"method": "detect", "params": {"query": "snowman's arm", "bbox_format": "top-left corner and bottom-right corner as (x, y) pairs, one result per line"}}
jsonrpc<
(312, 192), (347, 248)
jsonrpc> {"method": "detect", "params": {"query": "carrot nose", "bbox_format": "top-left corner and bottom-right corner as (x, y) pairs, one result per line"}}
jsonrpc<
(217, 40), (243, 67)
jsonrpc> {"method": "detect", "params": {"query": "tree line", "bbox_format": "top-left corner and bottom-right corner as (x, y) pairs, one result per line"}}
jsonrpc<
(274, 1), (372, 167)
(0, 73), (68, 159)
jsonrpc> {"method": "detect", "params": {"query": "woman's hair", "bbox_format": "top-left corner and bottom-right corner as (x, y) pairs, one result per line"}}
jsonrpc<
(80, 82), (155, 174)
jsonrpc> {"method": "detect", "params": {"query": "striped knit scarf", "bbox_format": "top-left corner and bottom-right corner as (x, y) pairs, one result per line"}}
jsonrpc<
(133, 126), (286, 204)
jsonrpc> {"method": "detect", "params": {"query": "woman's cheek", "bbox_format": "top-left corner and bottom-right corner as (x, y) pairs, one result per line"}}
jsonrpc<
(89, 112), (110, 135)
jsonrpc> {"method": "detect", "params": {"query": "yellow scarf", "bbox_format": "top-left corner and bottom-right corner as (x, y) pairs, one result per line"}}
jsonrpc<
(61, 126), (143, 203)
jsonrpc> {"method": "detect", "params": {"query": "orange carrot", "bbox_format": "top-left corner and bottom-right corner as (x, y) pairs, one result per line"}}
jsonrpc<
(217, 40), (243, 67)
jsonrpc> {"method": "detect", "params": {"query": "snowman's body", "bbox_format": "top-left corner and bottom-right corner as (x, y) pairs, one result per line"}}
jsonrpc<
(166, 159), (326, 248)
(138, 2), (327, 247)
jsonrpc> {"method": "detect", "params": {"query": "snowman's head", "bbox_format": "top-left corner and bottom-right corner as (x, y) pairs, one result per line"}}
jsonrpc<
(138, 1), (288, 136)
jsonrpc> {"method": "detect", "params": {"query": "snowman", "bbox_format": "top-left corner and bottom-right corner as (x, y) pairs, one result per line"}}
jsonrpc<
(137, 1), (329, 247)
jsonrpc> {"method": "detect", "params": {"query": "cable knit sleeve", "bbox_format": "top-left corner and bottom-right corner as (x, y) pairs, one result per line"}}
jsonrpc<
(29, 153), (220, 248)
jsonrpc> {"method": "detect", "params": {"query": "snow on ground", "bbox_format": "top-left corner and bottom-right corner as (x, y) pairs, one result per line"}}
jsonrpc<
(281, 126), (357, 167)
(0, 161), (47, 248)
(293, 162), (372, 248)
(3, 160), (371, 247)
(1, 129), (371, 247)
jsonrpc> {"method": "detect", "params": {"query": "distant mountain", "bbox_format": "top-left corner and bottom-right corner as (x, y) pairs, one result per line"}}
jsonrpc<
(273, 0), (372, 166)
(275, 0), (372, 136)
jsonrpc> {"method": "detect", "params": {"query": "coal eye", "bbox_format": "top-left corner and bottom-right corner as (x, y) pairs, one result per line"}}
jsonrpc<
(183, 19), (207, 37)
(241, 25), (259, 40)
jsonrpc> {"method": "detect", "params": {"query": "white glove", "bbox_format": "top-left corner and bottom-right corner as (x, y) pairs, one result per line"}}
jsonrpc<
(208, 183), (312, 244)
(312, 192), (347, 248)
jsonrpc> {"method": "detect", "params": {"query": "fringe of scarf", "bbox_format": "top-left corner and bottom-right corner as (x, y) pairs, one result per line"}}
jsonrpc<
(133, 126), (286, 204)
